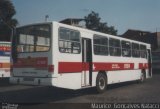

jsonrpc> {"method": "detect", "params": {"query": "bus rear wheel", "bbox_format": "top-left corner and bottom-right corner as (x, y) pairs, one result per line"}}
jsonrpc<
(96, 73), (107, 93)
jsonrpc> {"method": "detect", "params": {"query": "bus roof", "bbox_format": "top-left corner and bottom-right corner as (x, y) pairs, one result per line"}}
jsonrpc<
(17, 21), (151, 48)
(54, 21), (150, 46)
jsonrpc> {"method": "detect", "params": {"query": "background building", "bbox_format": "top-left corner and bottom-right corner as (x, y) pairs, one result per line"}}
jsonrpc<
(121, 29), (160, 51)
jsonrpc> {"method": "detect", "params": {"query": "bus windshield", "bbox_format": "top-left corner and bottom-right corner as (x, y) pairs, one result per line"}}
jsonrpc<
(16, 24), (51, 53)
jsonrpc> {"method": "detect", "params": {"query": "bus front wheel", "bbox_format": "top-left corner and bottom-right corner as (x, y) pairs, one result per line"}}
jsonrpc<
(96, 73), (107, 93)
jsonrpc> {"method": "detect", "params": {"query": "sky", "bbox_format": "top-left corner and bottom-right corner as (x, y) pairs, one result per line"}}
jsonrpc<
(12, 0), (160, 35)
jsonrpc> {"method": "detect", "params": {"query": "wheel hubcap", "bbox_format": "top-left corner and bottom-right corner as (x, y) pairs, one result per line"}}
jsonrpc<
(99, 77), (105, 90)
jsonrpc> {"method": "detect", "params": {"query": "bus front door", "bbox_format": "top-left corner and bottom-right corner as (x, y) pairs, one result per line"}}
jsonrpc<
(82, 38), (92, 87)
(148, 49), (152, 77)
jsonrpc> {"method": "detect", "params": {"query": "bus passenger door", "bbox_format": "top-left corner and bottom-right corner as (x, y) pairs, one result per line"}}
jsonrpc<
(82, 38), (92, 87)
(147, 49), (152, 77)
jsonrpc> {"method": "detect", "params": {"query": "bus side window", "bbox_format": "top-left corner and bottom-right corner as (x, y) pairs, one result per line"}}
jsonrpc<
(140, 45), (147, 58)
(93, 35), (108, 56)
(132, 43), (140, 58)
(59, 27), (81, 54)
(109, 38), (121, 56)
(121, 40), (131, 57)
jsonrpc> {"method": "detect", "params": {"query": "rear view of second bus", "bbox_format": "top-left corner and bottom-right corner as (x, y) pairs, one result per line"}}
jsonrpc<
(0, 41), (11, 78)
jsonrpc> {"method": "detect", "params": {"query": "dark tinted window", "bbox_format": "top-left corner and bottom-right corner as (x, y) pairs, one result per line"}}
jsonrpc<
(132, 43), (140, 57)
(140, 45), (147, 58)
(109, 38), (121, 56)
(93, 35), (108, 55)
(121, 41), (131, 57)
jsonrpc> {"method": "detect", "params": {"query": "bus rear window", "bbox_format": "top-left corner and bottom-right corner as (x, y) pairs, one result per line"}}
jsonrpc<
(16, 24), (51, 53)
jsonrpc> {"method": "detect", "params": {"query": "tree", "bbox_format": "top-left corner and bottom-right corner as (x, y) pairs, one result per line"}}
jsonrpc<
(84, 11), (117, 35)
(0, 0), (18, 41)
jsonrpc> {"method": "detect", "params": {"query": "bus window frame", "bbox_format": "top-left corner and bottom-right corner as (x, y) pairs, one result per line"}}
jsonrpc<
(93, 34), (109, 56)
(140, 44), (147, 58)
(16, 23), (52, 53)
(132, 43), (140, 58)
(109, 38), (121, 57)
(121, 40), (131, 57)
(58, 27), (81, 54)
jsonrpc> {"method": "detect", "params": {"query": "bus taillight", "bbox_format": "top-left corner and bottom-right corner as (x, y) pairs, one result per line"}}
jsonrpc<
(48, 65), (54, 73)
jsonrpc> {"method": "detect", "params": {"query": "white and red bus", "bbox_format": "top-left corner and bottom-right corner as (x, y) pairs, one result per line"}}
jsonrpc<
(10, 22), (152, 93)
(0, 41), (11, 78)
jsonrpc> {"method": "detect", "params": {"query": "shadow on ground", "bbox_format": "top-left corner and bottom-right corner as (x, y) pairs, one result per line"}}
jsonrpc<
(0, 79), (141, 103)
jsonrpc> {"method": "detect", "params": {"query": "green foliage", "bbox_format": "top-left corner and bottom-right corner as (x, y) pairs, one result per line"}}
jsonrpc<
(0, 0), (18, 41)
(84, 11), (117, 35)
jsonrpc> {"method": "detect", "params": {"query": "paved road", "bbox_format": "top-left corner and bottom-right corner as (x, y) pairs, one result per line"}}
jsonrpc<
(0, 72), (160, 108)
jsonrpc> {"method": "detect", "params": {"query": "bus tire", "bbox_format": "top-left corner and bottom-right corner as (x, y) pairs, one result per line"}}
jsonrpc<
(96, 73), (107, 93)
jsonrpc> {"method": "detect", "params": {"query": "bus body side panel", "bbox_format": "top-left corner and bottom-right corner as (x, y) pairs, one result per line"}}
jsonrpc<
(92, 55), (148, 85)
(52, 73), (82, 89)
(107, 70), (141, 84)
(51, 22), (83, 89)
(51, 22), (151, 89)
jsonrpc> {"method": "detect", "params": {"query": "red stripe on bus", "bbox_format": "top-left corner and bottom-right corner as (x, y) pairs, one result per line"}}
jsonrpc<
(93, 63), (134, 71)
(58, 62), (83, 73)
(0, 46), (11, 51)
(58, 62), (148, 73)
(13, 57), (48, 68)
(139, 63), (148, 69)
(13, 58), (148, 73)
(58, 62), (135, 73)
(0, 63), (10, 68)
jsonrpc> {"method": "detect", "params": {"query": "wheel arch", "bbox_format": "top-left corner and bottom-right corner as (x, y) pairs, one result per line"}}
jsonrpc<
(98, 70), (107, 77)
